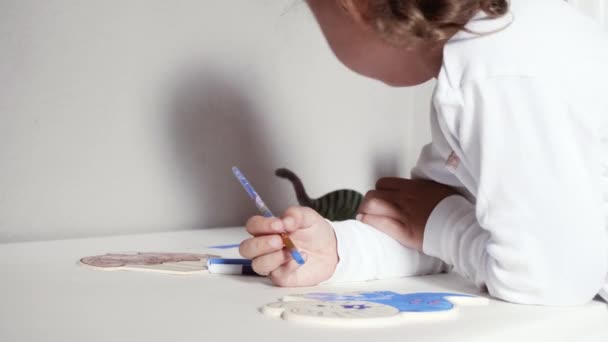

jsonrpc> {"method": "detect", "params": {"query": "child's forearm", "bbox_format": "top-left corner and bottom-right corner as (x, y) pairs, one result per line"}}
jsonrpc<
(322, 219), (447, 284)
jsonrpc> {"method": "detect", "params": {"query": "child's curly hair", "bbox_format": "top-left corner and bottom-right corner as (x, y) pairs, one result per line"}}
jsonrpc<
(344, 0), (509, 46)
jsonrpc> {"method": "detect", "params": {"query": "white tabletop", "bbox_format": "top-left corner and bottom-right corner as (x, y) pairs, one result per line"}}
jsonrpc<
(1, 228), (607, 342)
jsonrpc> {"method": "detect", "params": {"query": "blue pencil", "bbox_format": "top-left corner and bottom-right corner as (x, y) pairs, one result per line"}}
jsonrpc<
(232, 166), (305, 265)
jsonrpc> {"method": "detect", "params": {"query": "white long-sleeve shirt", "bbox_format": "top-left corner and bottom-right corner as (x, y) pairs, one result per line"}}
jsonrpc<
(326, 0), (608, 305)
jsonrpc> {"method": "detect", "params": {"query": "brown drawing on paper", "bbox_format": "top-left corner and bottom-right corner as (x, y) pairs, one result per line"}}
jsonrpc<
(79, 252), (220, 275)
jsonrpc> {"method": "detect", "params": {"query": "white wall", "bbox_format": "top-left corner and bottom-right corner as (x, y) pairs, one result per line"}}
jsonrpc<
(2, 1), (606, 243)
(0, 1), (431, 242)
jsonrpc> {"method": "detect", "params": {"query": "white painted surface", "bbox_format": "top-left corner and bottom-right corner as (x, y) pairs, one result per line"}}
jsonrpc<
(1, 228), (607, 342)
(569, 0), (608, 25)
(0, 1), (421, 242)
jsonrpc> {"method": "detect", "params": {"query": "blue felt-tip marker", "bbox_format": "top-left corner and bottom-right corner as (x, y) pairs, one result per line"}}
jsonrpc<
(232, 166), (305, 265)
(207, 258), (258, 276)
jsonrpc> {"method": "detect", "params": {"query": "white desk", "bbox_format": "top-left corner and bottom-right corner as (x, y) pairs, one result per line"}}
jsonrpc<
(1, 228), (607, 342)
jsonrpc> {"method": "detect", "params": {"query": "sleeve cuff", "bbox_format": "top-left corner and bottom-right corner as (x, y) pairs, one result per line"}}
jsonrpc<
(422, 195), (476, 263)
(322, 220), (362, 284)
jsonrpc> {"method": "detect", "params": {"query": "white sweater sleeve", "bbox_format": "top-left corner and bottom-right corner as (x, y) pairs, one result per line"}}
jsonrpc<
(411, 110), (468, 190)
(324, 220), (447, 283)
(423, 76), (608, 305)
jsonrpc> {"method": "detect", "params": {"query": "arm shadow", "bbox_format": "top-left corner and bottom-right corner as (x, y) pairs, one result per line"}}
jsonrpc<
(167, 68), (281, 228)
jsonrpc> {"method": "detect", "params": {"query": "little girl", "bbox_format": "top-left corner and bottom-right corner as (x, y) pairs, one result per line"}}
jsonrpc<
(240, 0), (608, 305)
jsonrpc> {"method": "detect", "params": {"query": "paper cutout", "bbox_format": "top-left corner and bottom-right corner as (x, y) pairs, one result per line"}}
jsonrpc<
(262, 291), (488, 327)
(79, 252), (220, 275)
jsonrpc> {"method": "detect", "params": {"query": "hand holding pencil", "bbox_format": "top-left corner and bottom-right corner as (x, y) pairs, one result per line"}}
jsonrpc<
(234, 167), (339, 287)
(232, 167), (305, 265)
(239, 205), (339, 287)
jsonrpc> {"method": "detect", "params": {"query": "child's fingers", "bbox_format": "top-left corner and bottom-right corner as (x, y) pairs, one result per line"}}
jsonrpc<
(358, 195), (402, 220)
(246, 206), (320, 236)
(239, 235), (284, 259)
(282, 206), (320, 233)
(251, 249), (291, 276)
(363, 189), (399, 203)
(245, 216), (284, 236)
(269, 255), (307, 287)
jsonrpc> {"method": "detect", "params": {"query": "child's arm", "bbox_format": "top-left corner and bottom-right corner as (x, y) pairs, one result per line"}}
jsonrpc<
(324, 219), (447, 283)
(240, 206), (446, 286)
(423, 76), (607, 305)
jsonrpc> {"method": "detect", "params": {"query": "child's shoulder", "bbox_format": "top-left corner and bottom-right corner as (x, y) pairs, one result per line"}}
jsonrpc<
(442, 0), (608, 88)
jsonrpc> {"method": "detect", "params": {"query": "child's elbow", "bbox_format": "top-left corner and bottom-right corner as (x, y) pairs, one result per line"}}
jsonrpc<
(484, 258), (606, 306)
(504, 285), (599, 306)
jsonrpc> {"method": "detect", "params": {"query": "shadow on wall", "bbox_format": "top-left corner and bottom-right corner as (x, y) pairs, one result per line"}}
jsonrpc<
(373, 151), (401, 182)
(168, 68), (279, 228)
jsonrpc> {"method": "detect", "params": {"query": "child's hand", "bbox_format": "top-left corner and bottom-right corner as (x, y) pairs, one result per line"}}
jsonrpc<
(239, 207), (338, 287)
(357, 178), (458, 251)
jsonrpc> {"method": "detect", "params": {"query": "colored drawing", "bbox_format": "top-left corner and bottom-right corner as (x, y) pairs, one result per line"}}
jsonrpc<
(261, 291), (488, 327)
(286, 291), (479, 312)
(79, 252), (220, 275)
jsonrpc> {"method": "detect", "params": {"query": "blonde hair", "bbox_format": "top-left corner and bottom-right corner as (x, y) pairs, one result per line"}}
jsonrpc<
(344, 0), (509, 46)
